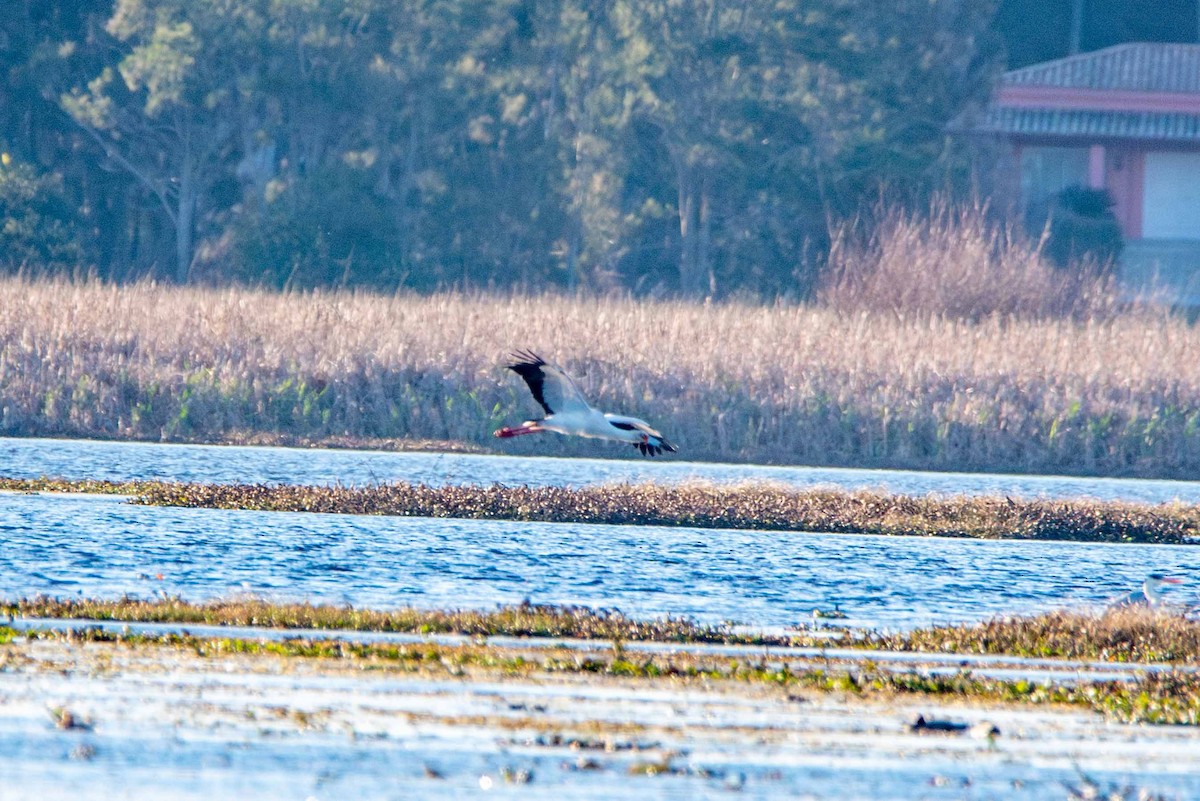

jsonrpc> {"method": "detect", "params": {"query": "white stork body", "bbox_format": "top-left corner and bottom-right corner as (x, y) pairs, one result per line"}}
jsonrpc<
(494, 350), (677, 457)
(1107, 573), (1183, 611)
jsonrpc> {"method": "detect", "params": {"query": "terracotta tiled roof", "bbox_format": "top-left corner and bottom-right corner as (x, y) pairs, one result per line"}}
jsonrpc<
(1001, 43), (1200, 94)
(978, 107), (1200, 141)
(965, 43), (1200, 141)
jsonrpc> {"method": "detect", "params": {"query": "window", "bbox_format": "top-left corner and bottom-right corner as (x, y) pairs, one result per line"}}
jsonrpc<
(1019, 146), (1089, 233)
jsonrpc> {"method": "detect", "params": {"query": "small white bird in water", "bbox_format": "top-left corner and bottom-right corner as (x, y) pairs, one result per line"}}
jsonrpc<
(1107, 573), (1183, 611)
(494, 350), (677, 457)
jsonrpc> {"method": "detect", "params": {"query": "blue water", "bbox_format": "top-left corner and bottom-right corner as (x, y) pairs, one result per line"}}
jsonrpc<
(2, 435), (1199, 631)
(4, 436), (1200, 503)
(6, 437), (1200, 800)
(2, 490), (1190, 630)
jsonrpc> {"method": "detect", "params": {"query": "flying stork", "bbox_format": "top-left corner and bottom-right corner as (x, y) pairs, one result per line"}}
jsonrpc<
(494, 350), (677, 457)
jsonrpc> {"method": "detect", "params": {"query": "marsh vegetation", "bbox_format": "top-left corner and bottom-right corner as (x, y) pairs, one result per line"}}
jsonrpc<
(1, 249), (1195, 477)
(5, 476), (1197, 544)
(13, 596), (1200, 665)
(8, 602), (1200, 725)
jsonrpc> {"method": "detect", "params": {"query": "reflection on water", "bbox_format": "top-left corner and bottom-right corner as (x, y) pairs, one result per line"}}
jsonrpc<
(3, 491), (1198, 632)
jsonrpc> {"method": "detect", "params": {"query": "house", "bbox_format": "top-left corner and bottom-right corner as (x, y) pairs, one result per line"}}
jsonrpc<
(972, 42), (1200, 303)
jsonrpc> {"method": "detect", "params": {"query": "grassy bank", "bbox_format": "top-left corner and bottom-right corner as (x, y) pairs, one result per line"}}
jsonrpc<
(4, 476), (1194, 543)
(8, 602), (1200, 724)
(5, 596), (765, 645)
(1, 277), (1199, 477)
(13, 597), (1200, 663)
(875, 609), (1200, 663)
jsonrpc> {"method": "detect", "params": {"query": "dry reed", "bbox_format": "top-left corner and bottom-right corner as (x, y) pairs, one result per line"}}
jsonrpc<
(9, 603), (1200, 723)
(817, 202), (1123, 321)
(0, 476), (1179, 543)
(5, 596), (753, 644)
(876, 608), (1200, 663)
(1, 274), (1199, 476)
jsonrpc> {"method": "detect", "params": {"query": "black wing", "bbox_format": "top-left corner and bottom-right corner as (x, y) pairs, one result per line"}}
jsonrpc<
(506, 350), (552, 415)
(506, 349), (591, 416)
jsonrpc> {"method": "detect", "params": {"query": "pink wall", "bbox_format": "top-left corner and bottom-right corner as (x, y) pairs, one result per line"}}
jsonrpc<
(1104, 148), (1143, 238)
(998, 85), (1200, 114)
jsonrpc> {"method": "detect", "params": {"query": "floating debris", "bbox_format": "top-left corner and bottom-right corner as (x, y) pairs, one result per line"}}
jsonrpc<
(909, 714), (969, 734)
(49, 706), (92, 731)
(69, 743), (97, 761)
(499, 766), (534, 784)
(812, 604), (848, 620)
(910, 715), (999, 739)
(969, 721), (1001, 740)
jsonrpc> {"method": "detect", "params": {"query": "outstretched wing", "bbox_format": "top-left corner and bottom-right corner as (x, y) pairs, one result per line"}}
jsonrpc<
(506, 350), (591, 416)
(607, 415), (678, 457)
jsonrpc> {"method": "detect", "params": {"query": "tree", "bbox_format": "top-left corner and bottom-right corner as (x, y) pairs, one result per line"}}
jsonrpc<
(0, 155), (92, 273)
(619, 0), (873, 296)
(60, 0), (263, 282)
(1044, 186), (1123, 270)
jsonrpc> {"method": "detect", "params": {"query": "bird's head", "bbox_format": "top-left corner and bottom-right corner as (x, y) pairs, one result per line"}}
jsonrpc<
(1146, 573), (1183, 589)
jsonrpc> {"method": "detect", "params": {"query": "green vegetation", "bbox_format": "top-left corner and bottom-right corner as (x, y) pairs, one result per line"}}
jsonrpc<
(875, 608), (1200, 663)
(7, 618), (1200, 724)
(5, 0), (1186, 293)
(13, 596), (1200, 665)
(0, 478), (158, 496)
(5, 596), (772, 645)
(2, 0), (1003, 295)
(6, 475), (1199, 542)
(0, 159), (93, 274)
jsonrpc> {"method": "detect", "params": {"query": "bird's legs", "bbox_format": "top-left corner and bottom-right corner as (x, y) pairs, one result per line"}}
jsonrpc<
(493, 421), (546, 438)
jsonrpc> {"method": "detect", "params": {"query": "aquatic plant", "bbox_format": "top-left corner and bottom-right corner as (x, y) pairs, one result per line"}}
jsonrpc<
(874, 607), (1200, 663)
(123, 479), (1200, 543)
(4, 474), (1197, 542)
(13, 596), (1200, 666)
(8, 623), (1200, 725)
(2, 596), (779, 645)
(0, 477), (158, 495)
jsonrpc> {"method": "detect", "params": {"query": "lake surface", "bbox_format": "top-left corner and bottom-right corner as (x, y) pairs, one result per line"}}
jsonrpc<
(5, 436), (1200, 503)
(2, 455), (1200, 633)
(2, 437), (1200, 631)
(5, 436), (1200, 799)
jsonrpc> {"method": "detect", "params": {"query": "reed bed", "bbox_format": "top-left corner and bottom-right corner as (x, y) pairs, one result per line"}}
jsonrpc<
(2, 276), (1200, 476)
(4, 596), (755, 644)
(875, 608), (1200, 663)
(13, 597), (1200, 664)
(4, 475), (1197, 542)
(9, 609), (1200, 723)
(817, 202), (1122, 321)
(111, 479), (1200, 543)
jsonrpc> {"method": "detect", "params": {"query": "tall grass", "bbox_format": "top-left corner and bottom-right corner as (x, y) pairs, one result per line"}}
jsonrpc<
(817, 202), (1122, 320)
(0, 257), (1198, 476)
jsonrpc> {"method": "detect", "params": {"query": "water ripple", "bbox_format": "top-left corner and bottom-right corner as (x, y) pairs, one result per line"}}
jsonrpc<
(2, 491), (1199, 632)
(4, 436), (1200, 503)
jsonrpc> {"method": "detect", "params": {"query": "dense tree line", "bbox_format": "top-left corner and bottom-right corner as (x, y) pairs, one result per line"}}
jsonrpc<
(0, 0), (1161, 297)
